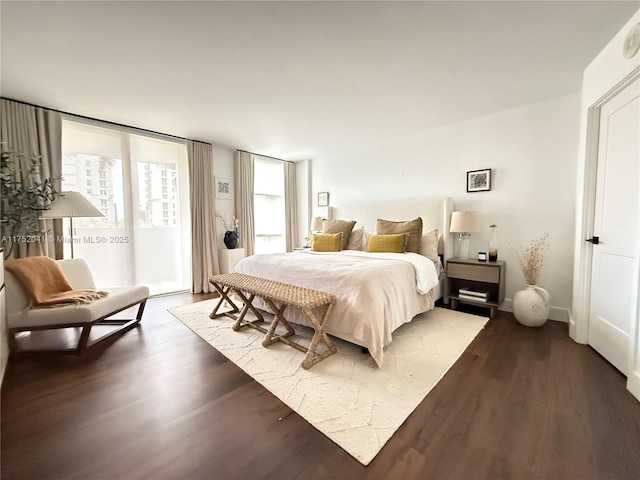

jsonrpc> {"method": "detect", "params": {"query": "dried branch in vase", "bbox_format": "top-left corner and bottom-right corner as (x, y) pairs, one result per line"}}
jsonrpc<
(511, 234), (549, 285)
(215, 212), (239, 232)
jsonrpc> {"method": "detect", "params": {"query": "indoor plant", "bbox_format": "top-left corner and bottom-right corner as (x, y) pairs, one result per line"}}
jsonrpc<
(511, 234), (550, 327)
(1, 145), (62, 259)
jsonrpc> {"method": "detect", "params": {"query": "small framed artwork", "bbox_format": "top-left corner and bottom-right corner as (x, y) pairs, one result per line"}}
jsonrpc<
(318, 191), (329, 207)
(467, 169), (491, 192)
(215, 176), (232, 199)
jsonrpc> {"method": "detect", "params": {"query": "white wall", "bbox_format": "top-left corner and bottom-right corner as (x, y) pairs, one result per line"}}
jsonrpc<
(571, 9), (640, 401)
(311, 94), (581, 321)
(212, 144), (235, 251)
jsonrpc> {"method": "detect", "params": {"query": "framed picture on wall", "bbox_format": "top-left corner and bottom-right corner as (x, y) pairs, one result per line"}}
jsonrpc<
(467, 169), (491, 192)
(215, 176), (232, 199)
(318, 192), (329, 207)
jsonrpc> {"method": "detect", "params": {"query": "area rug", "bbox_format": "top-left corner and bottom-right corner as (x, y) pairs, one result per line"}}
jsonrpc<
(168, 300), (488, 465)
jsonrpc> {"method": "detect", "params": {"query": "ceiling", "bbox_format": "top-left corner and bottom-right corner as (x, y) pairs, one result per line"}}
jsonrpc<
(1, 1), (638, 161)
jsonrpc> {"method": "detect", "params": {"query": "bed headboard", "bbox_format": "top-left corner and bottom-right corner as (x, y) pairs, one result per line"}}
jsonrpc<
(334, 197), (454, 260)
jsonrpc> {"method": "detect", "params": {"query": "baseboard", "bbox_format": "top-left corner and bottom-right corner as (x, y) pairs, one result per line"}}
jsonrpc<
(627, 369), (640, 403)
(500, 299), (570, 323)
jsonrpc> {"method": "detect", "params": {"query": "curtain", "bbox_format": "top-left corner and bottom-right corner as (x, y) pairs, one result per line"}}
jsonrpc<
(0, 99), (63, 259)
(284, 161), (298, 252)
(234, 151), (255, 256)
(187, 140), (219, 293)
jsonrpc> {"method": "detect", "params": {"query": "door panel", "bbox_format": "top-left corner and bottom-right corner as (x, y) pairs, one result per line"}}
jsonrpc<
(588, 77), (640, 375)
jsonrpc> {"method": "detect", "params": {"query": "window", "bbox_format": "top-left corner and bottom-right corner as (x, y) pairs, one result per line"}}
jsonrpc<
(62, 120), (191, 295)
(254, 157), (285, 254)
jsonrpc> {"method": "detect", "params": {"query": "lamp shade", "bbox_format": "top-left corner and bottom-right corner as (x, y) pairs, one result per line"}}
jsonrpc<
(450, 211), (480, 233)
(310, 216), (325, 232)
(39, 191), (105, 219)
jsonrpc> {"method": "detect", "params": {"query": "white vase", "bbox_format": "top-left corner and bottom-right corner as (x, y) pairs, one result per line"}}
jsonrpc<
(513, 285), (550, 327)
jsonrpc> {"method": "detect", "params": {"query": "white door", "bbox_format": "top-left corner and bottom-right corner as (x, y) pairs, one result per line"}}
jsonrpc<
(588, 77), (640, 375)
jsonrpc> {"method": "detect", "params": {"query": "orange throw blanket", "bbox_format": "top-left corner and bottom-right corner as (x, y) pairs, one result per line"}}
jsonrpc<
(5, 256), (108, 308)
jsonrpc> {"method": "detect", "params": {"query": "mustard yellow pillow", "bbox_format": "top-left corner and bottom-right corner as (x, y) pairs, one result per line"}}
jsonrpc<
(312, 232), (343, 252)
(366, 233), (408, 253)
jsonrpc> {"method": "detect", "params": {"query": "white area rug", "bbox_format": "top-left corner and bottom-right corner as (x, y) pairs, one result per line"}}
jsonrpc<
(168, 300), (488, 465)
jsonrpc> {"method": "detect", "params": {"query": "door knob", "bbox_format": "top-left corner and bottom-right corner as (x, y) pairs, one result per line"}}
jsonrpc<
(586, 236), (599, 245)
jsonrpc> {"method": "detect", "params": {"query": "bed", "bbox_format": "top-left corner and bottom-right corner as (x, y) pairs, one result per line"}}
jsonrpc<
(234, 197), (454, 366)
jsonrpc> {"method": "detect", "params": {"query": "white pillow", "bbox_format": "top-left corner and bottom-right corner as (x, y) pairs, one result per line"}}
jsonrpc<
(346, 226), (365, 250)
(420, 228), (440, 264)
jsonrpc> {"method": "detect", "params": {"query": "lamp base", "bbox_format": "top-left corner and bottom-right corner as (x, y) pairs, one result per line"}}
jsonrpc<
(456, 233), (471, 259)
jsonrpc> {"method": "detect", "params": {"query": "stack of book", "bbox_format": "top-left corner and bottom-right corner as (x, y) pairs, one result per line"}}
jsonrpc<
(458, 287), (489, 303)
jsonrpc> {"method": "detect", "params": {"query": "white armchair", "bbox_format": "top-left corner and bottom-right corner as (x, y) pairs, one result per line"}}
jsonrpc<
(5, 258), (149, 354)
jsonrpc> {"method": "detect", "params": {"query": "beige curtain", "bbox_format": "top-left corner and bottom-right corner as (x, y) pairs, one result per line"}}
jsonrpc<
(0, 99), (63, 259)
(284, 161), (298, 252)
(187, 140), (219, 293)
(234, 151), (255, 256)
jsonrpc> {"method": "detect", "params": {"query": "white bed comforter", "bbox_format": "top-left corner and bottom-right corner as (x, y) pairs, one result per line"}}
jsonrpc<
(233, 250), (439, 367)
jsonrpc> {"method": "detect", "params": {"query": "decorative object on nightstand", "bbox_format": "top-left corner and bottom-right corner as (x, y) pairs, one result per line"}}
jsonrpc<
(449, 210), (480, 259)
(489, 224), (498, 261)
(478, 252), (487, 261)
(511, 234), (550, 327)
(445, 258), (505, 318)
(216, 212), (240, 249)
(223, 231), (239, 249)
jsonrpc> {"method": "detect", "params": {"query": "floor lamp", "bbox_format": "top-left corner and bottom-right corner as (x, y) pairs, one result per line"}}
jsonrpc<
(450, 210), (480, 259)
(40, 191), (105, 258)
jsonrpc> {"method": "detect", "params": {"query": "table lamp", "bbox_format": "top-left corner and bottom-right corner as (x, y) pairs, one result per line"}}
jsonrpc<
(449, 210), (480, 259)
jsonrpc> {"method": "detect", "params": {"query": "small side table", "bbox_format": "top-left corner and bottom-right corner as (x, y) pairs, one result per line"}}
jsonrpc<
(219, 248), (246, 274)
(445, 258), (506, 317)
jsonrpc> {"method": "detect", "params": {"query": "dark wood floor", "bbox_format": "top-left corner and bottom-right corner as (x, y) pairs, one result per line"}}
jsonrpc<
(2, 293), (640, 480)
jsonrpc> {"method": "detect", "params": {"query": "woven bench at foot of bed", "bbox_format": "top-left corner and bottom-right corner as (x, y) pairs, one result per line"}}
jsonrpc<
(208, 273), (337, 369)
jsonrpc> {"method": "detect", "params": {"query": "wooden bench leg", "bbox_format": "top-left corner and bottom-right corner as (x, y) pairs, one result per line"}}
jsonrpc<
(232, 290), (265, 331)
(262, 299), (296, 348)
(209, 283), (240, 320)
(301, 303), (337, 369)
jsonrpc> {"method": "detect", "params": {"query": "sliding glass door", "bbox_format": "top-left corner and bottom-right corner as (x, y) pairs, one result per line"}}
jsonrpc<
(61, 120), (190, 295)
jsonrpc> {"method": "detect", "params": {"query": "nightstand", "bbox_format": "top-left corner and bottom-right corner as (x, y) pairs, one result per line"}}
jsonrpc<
(445, 258), (506, 317)
(219, 248), (246, 274)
